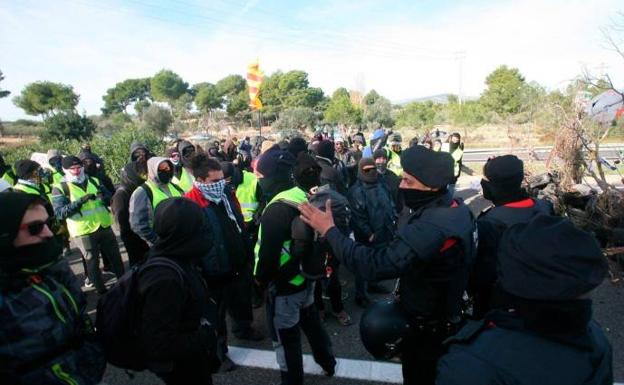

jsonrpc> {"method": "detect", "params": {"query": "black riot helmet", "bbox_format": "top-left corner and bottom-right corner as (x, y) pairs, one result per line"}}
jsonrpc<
(359, 299), (411, 360)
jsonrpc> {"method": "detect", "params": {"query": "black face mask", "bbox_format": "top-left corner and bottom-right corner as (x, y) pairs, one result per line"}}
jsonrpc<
(481, 179), (495, 202)
(258, 175), (293, 203)
(375, 163), (387, 174)
(157, 170), (173, 184)
(1, 237), (62, 274)
(401, 188), (444, 210)
(481, 179), (528, 206)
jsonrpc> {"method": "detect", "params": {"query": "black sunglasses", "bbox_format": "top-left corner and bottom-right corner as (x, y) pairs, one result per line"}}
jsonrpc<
(19, 217), (54, 236)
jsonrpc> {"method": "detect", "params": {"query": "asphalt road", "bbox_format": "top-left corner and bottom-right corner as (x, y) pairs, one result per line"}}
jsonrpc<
(462, 144), (624, 163)
(68, 185), (624, 385)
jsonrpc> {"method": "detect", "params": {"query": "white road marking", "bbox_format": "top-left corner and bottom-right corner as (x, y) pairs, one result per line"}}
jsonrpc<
(228, 346), (403, 383)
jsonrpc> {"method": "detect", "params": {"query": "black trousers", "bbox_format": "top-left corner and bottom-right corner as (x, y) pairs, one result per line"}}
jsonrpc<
(401, 330), (449, 385)
(210, 269), (255, 360)
(267, 284), (336, 385)
(224, 266), (255, 335)
(313, 267), (344, 313)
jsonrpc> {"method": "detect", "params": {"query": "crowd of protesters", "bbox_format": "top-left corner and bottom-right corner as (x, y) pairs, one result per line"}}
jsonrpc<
(0, 127), (613, 385)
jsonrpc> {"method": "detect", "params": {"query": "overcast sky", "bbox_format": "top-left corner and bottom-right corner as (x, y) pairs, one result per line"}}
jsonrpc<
(0, 0), (622, 120)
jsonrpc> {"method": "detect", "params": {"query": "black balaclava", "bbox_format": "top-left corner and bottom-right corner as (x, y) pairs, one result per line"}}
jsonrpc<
(220, 161), (242, 188)
(402, 188), (447, 210)
(481, 155), (527, 205)
(150, 197), (211, 261)
(357, 158), (378, 184)
(177, 140), (196, 168)
(121, 161), (146, 192)
(0, 193), (62, 289)
(294, 153), (321, 192)
(373, 149), (388, 174)
(49, 156), (64, 174)
(449, 133), (462, 153)
(257, 147), (296, 202)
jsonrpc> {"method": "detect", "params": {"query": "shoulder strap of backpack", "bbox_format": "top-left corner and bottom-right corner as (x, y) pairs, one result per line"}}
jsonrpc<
(140, 183), (153, 206)
(170, 182), (184, 195)
(140, 257), (186, 284)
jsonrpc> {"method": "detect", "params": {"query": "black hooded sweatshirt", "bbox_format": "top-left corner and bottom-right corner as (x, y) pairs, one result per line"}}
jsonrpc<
(111, 162), (150, 266)
(138, 198), (219, 382)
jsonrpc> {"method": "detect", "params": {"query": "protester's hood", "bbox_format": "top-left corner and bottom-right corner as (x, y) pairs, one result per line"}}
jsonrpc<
(129, 141), (151, 162)
(150, 197), (211, 261)
(147, 157), (173, 185)
(121, 161), (146, 192)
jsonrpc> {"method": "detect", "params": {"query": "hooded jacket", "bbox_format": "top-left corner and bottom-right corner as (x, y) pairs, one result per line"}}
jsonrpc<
(111, 162), (149, 265)
(129, 141), (151, 163)
(436, 309), (612, 385)
(138, 198), (219, 381)
(129, 157), (179, 245)
(347, 176), (397, 247)
(0, 193), (105, 385)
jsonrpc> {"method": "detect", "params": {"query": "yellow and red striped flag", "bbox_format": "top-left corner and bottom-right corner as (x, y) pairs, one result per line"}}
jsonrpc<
(247, 60), (264, 110)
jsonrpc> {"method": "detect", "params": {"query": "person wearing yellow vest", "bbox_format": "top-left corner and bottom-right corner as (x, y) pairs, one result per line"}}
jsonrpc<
(254, 147), (336, 384)
(51, 156), (124, 294)
(170, 140), (196, 192)
(12, 159), (52, 205)
(47, 149), (65, 186)
(235, 169), (260, 226)
(386, 133), (404, 176)
(129, 157), (183, 246)
(448, 132), (465, 184)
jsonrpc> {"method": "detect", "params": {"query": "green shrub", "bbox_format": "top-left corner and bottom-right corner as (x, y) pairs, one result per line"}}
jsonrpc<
(2, 127), (165, 184)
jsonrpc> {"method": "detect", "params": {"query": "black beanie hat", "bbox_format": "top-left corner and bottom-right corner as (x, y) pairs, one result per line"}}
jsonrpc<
(484, 155), (524, 185)
(400, 146), (454, 188)
(498, 214), (607, 301)
(373, 148), (388, 160)
(14, 159), (41, 179)
(0, 192), (46, 253)
(316, 140), (335, 160)
(220, 161), (242, 187)
(358, 157), (378, 183)
(256, 146), (296, 178)
(62, 156), (82, 169)
(294, 153), (321, 190)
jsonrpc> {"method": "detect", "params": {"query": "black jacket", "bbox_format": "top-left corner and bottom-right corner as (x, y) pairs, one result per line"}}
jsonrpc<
(255, 200), (309, 295)
(437, 309), (613, 385)
(471, 198), (553, 318)
(347, 179), (396, 247)
(326, 190), (476, 320)
(138, 257), (216, 380)
(111, 163), (149, 265)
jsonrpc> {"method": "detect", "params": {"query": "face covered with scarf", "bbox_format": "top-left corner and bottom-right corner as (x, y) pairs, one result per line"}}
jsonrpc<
(195, 168), (226, 203)
(0, 193), (62, 280)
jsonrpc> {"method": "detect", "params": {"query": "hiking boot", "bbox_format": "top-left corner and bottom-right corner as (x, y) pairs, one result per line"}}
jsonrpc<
(219, 356), (238, 373)
(332, 310), (352, 326)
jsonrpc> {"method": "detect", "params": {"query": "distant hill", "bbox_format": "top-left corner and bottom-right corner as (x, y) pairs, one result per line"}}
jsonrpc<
(394, 94), (478, 105)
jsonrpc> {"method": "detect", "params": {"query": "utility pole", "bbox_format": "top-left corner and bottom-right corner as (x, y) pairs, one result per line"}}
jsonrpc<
(454, 51), (466, 104)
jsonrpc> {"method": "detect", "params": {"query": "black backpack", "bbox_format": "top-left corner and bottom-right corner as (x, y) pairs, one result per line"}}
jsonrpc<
(287, 185), (351, 279)
(95, 257), (185, 371)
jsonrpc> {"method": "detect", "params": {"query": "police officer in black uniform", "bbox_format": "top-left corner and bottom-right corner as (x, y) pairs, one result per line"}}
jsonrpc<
(471, 155), (553, 318)
(437, 214), (613, 385)
(299, 146), (477, 385)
